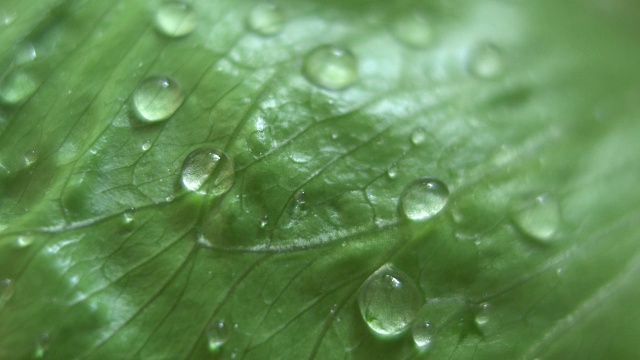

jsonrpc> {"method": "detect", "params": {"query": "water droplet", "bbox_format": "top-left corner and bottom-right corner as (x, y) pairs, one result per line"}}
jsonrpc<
(34, 333), (49, 359)
(132, 75), (184, 123)
(302, 45), (358, 90)
(474, 302), (491, 328)
(16, 233), (33, 248)
(399, 177), (449, 221)
(247, 3), (285, 36)
(206, 319), (232, 352)
(387, 163), (399, 179)
(390, 12), (433, 49)
(246, 127), (273, 157)
(259, 215), (269, 228)
(412, 320), (434, 349)
(123, 209), (135, 224)
(1, 11), (17, 26)
(358, 264), (422, 336)
(410, 127), (428, 145)
(510, 193), (560, 241)
(15, 43), (37, 64)
(181, 147), (235, 196)
(0, 68), (39, 105)
(141, 140), (152, 151)
(24, 149), (38, 166)
(0, 278), (14, 305)
(468, 43), (503, 79)
(154, 2), (197, 38)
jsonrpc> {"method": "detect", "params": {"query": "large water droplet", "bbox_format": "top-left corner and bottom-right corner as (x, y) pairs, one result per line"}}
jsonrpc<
(399, 177), (449, 221)
(302, 45), (358, 90)
(358, 264), (422, 336)
(246, 127), (273, 157)
(132, 75), (184, 123)
(510, 193), (560, 242)
(0, 68), (39, 105)
(0, 278), (14, 305)
(181, 147), (235, 196)
(155, 2), (198, 38)
(206, 319), (232, 352)
(390, 12), (432, 49)
(468, 43), (504, 79)
(247, 3), (285, 36)
(412, 320), (434, 349)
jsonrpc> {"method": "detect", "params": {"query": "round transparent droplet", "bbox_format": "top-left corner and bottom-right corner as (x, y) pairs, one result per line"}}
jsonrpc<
(206, 319), (232, 352)
(246, 127), (273, 157)
(410, 127), (428, 145)
(510, 193), (561, 241)
(0, 278), (14, 305)
(358, 264), (422, 336)
(302, 45), (358, 90)
(132, 75), (184, 123)
(390, 12), (432, 49)
(399, 177), (449, 221)
(123, 209), (135, 224)
(16, 234), (34, 248)
(141, 140), (151, 151)
(387, 163), (399, 179)
(24, 149), (38, 166)
(155, 2), (197, 37)
(412, 320), (434, 349)
(0, 69), (39, 105)
(468, 43), (504, 79)
(247, 3), (285, 36)
(475, 302), (491, 328)
(15, 43), (37, 64)
(181, 147), (235, 196)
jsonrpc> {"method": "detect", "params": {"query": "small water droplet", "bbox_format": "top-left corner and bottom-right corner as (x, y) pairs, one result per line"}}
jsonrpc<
(468, 43), (504, 79)
(0, 68), (39, 105)
(132, 75), (184, 123)
(0, 278), (14, 305)
(387, 163), (399, 179)
(247, 3), (285, 36)
(181, 147), (235, 196)
(474, 302), (491, 328)
(15, 43), (37, 64)
(24, 149), (38, 166)
(206, 319), (232, 352)
(399, 177), (449, 221)
(358, 264), (422, 337)
(510, 193), (560, 242)
(390, 12), (433, 49)
(123, 209), (135, 224)
(16, 233), (33, 248)
(412, 320), (434, 349)
(34, 333), (49, 359)
(141, 141), (152, 151)
(302, 45), (358, 90)
(246, 127), (273, 157)
(1, 11), (17, 26)
(155, 2), (197, 38)
(410, 127), (428, 145)
(259, 215), (269, 228)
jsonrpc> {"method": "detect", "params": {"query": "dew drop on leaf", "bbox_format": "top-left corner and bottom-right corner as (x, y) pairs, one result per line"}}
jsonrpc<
(387, 162), (399, 179)
(16, 233), (33, 248)
(246, 127), (273, 157)
(132, 75), (184, 123)
(468, 43), (504, 79)
(154, 2), (197, 38)
(24, 149), (38, 166)
(34, 333), (49, 359)
(141, 140), (151, 151)
(302, 45), (358, 90)
(247, 3), (285, 36)
(122, 209), (135, 224)
(474, 302), (491, 329)
(399, 177), (449, 221)
(180, 147), (235, 196)
(410, 127), (428, 145)
(206, 319), (232, 352)
(0, 278), (14, 306)
(390, 12), (433, 49)
(411, 320), (434, 349)
(15, 43), (37, 64)
(0, 68), (39, 105)
(358, 264), (422, 336)
(510, 193), (561, 242)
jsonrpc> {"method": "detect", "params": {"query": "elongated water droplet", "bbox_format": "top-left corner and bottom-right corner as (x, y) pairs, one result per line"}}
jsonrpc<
(247, 3), (284, 36)
(181, 147), (235, 196)
(141, 140), (151, 151)
(410, 127), (428, 145)
(0, 278), (14, 306)
(387, 163), (399, 179)
(15, 43), (37, 64)
(246, 127), (273, 157)
(132, 75), (184, 123)
(207, 319), (232, 352)
(16, 233), (33, 248)
(390, 12), (432, 49)
(123, 209), (135, 224)
(358, 264), (422, 336)
(0, 68), (38, 105)
(155, 2), (197, 38)
(399, 177), (449, 221)
(510, 193), (560, 242)
(412, 320), (434, 349)
(24, 149), (38, 166)
(474, 302), (491, 329)
(302, 45), (358, 90)
(34, 333), (49, 359)
(468, 43), (503, 79)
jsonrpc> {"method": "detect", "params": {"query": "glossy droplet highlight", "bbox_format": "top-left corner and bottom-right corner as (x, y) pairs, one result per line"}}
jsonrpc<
(132, 75), (184, 123)
(207, 319), (232, 352)
(468, 43), (504, 79)
(387, 163), (398, 179)
(358, 264), (422, 336)
(0, 278), (14, 305)
(399, 177), (449, 221)
(302, 45), (358, 90)
(510, 193), (561, 241)
(16, 233), (34, 248)
(141, 141), (151, 151)
(34, 333), (49, 359)
(475, 302), (491, 328)
(181, 147), (235, 196)
(247, 3), (285, 36)
(246, 127), (273, 157)
(410, 127), (428, 145)
(155, 2), (197, 37)
(412, 320), (434, 349)
(391, 12), (432, 49)
(0, 68), (39, 105)
(24, 149), (38, 166)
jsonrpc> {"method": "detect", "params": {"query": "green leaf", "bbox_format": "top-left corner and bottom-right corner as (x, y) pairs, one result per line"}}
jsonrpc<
(1, 0), (639, 359)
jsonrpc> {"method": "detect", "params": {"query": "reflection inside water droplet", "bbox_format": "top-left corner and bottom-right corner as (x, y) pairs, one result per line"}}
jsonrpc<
(247, 3), (285, 36)
(207, 319), (232, 352)
(132, 75), (184, 123)
(412, 320), (434, 349)
(510, 193), (561, 242)
(399, 177), (449, 221)
(302, 45), (358, 90)
(181, 147), (235, 196)
(155, 2), (198, 38)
